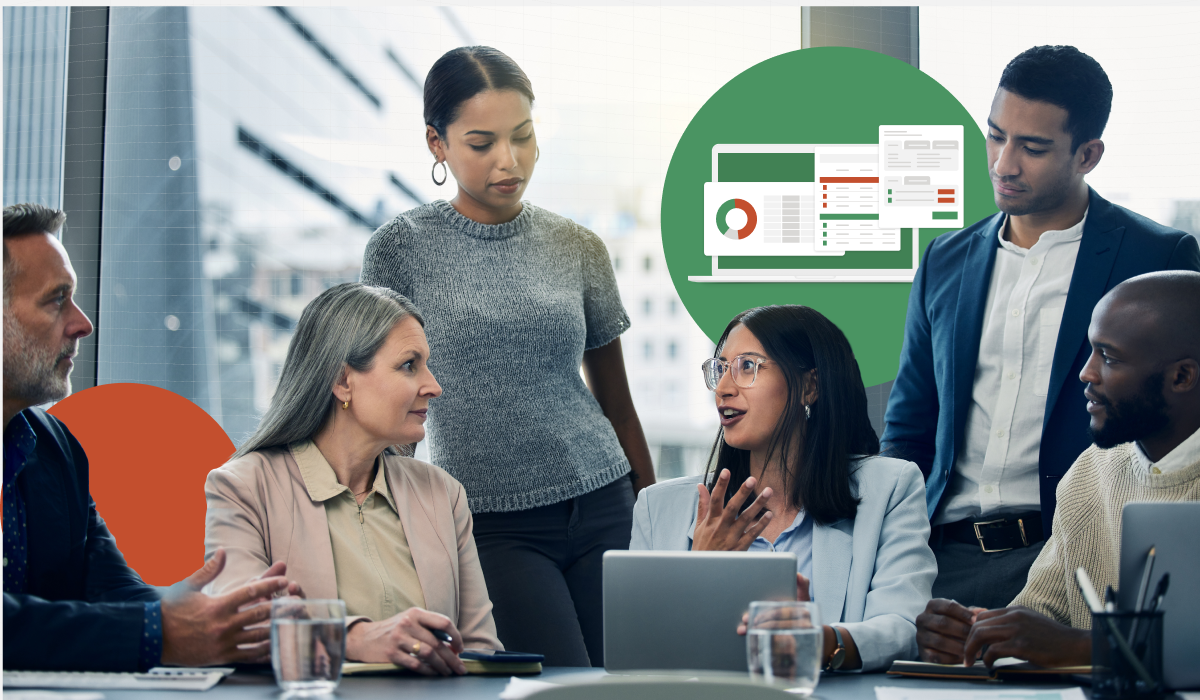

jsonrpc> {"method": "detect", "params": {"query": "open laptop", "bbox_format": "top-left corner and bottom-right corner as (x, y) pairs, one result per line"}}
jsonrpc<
(603, 550), (797, 672)
(1119, 501), (1200, 689)
(689, 142), (956, 283)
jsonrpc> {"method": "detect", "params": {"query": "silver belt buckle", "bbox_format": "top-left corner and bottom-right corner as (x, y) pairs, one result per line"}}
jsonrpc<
(972, 518), (1027, 553)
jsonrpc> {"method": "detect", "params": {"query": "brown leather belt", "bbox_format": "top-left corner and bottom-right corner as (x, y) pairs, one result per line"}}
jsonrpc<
(939, 512), (1044, 553)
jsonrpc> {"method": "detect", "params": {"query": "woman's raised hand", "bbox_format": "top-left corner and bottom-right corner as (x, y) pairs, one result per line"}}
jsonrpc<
(692, 469), (773, 552)
(346, 607), (467, 676)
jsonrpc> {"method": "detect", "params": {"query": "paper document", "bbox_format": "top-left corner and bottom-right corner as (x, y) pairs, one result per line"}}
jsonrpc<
(814, 145), (900, 252)
(878, 125), (965, 228)
(876, 687), (1087, 700)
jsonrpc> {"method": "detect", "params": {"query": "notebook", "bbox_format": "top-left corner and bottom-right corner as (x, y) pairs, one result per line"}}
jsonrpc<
(887, 658), (1091, 681)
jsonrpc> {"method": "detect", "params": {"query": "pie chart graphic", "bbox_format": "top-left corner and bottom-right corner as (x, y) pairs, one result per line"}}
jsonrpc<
(716, 198), (757, 240)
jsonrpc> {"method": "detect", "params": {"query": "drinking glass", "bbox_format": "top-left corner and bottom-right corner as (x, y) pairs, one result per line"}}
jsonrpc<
(271, 599), (347, 696)
(745, 601), (822, 695)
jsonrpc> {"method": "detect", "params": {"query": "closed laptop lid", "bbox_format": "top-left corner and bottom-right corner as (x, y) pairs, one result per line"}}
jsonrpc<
(603, 550), (797, 673)
(1120, 501), (1200, 689)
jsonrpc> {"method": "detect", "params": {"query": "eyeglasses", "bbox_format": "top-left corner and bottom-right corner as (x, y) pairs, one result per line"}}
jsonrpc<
(701, 355), (769, 391)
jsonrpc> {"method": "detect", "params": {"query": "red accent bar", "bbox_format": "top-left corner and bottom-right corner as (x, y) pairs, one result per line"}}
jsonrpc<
(938, 189), (955, 195)
(938, 197), (955, 204)
(820, 177), (878, 183)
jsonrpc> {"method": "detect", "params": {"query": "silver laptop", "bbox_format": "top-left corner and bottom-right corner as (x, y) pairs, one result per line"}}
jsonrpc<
(603, 550), (797, 672)
(1119, 501), (1200, 689)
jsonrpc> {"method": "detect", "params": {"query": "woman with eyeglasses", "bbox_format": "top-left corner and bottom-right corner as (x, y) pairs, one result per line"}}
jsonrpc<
(360, 46), (654, 668)
(630, 305), (936, 672)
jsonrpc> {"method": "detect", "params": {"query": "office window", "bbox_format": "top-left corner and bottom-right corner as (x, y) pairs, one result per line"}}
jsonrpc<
(643, 341), (653, 360)
(667, 341), (678, 360)
(643, 256), (652, 273)
(668, 298), (678, 317)
(643, 298), (652, 316)
(3, 7), (69, 207)
(613, 255), (621, 271)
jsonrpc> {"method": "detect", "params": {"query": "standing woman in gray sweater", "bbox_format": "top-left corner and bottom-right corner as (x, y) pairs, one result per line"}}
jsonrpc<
(361, 46), (655, 667)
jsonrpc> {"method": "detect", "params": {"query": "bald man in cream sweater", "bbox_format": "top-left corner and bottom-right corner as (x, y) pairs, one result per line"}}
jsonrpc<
(915, 270), (1200, 667)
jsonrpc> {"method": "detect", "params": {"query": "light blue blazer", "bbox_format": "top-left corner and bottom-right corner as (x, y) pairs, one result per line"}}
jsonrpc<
(630, 455), (936, 672)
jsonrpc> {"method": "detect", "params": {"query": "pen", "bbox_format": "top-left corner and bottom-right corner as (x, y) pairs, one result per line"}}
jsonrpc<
(433, 630), (453, 644)
(1104, 585), (1117, 613)
(1128, 546), (1156, 643)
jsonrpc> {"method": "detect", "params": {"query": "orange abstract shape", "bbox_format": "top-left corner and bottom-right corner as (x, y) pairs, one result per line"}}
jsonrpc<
(49, 383), (235, 586)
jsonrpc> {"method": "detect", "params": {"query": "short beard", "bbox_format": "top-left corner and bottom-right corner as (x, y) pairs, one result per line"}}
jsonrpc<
(1087, 372), (1170, 449)
(3, 306), (75, 407)
(992, 159), (1077, 218)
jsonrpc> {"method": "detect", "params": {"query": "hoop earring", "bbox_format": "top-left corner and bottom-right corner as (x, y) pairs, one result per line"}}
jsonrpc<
(535, 145), (540, 163)
(804, 404), (811, 420)
(431, 160), (447, 186)
(342, 400), (350, 410)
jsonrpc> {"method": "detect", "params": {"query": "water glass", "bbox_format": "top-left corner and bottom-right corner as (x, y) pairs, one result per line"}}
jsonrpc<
(271, 599), (347, 696)
(745, 601), (822, 695)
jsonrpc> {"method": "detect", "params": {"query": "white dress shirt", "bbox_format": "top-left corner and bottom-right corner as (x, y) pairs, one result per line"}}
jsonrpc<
(1133, 425), (1200, 476)
(936, 211), (1087, 525)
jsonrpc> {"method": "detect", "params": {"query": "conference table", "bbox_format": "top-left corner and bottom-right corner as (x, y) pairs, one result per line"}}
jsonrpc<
(89, 666), (1172, 700)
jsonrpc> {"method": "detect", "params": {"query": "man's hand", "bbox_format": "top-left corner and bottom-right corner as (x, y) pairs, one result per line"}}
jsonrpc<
(160, 548), (291, 666)
(345, 608), (466, 676)
(916, 598), (984, 664)
(963, 606), (1091, 668)
(692, 469), (772, 552)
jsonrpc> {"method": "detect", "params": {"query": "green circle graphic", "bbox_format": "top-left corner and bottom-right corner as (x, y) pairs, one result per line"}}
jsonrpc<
(662, 47), (997, 386)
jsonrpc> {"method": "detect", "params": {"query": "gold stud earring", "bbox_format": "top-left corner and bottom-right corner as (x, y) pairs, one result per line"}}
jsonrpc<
(342, 400), (349, 410)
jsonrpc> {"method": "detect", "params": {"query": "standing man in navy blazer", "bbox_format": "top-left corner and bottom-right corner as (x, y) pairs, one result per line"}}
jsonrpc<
(881, 46), (1200, 611)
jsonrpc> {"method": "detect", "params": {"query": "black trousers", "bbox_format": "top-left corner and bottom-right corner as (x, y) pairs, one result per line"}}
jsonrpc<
(472, 474), (634, 668)
(929, 525), (1045, 611)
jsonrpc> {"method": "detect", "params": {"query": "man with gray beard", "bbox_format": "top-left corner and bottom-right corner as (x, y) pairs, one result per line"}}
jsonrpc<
(3, 203), (298, 671)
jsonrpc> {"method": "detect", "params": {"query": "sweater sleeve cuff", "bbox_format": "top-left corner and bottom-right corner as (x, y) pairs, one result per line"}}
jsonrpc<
(139, 601), (164, 671)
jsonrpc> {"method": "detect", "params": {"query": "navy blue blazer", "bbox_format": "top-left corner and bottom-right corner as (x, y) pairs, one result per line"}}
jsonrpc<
(3, 408), (160, 671)
(881, 188), (1200, 536)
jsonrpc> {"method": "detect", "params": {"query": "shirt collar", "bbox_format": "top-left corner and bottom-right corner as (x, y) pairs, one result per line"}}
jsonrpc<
(4, 411), (38, 477)
(998, 208), (1088, 254)
(291, 440), (396, 512)
(1135, 424), (1200, 476)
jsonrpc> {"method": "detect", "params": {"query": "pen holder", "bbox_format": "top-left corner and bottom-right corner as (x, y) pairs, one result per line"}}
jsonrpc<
(1091, 610), (1165, 699)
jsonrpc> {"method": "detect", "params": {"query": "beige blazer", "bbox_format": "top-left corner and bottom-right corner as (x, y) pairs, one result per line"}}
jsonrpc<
(202, 445), (502, 649)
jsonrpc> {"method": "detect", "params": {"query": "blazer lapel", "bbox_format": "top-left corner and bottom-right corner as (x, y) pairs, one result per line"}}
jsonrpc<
(388, 461), (456, 618)
(812, 520), (853, 624)
(951, 215), (1002, 457)
(1043, 191), (1122, 434)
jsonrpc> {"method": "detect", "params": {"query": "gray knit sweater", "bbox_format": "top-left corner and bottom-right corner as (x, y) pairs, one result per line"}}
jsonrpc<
(361, 200), (632, 513)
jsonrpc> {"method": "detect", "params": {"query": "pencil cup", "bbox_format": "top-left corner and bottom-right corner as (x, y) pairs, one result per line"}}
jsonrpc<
(1091, 610), (1165, 699)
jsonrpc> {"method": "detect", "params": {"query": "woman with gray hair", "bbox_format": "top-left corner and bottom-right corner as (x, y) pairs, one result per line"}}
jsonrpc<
(203, 283), (501, 676)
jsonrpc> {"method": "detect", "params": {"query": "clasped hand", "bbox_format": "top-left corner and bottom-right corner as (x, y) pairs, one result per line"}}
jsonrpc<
(692, 468), (773, 552)
(346, 608), (467, 676)
(916, 599), (1090, 668)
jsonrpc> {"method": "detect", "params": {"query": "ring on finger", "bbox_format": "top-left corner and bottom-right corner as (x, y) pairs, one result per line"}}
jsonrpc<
(412, 641), (421, 656)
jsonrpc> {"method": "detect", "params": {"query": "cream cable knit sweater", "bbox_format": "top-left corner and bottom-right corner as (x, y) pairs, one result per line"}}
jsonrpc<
(1011, 438), (1200, 628)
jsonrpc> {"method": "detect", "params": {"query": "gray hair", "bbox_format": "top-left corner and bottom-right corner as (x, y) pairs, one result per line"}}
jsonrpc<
(233, 283), (425, 458)
(3, 203), (66, 304)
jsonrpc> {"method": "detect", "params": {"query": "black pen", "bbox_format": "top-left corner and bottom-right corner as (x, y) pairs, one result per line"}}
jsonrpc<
(1146, 573), (1170, 613)
(433, 629), (453, 644)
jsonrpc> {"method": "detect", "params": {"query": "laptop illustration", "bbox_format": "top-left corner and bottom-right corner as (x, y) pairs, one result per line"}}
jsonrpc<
(690, 132), (962, 283)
